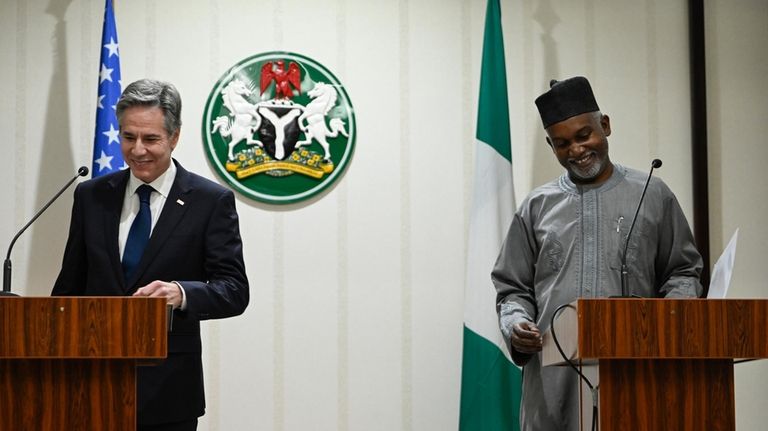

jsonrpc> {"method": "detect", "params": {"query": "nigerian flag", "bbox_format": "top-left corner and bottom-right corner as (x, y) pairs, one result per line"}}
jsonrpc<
(459, 0), (521, 430)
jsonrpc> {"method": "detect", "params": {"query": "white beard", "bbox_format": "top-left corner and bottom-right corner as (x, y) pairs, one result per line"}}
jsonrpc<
(569, 154), (605, 181)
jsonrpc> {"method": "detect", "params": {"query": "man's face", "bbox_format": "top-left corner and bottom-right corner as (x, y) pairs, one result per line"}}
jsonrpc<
(120, 106), (179, 183)
(546, 112), (612, 184)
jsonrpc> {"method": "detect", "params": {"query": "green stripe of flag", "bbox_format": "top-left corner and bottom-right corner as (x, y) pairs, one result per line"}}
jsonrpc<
(460, 326), (522, 430)
(459, 1), (520, 430)
(476, 0), (511, 162)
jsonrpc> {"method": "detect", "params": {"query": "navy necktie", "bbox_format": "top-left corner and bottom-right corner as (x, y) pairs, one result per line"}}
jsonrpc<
(122, 184), (154, 281)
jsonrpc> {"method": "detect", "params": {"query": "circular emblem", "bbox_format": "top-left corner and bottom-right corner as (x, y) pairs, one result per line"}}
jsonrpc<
(202, 51), (356, 204)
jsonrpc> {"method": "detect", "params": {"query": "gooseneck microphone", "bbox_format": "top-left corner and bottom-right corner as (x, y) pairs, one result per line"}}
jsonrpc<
(2, 166), (89, 295)
(620, 159), (662, 297)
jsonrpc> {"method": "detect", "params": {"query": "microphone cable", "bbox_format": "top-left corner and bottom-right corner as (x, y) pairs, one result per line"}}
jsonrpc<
(550, 302), (598, 431)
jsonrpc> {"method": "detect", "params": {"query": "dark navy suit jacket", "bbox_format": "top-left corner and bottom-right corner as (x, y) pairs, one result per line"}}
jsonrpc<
(52, 160), (249, 425)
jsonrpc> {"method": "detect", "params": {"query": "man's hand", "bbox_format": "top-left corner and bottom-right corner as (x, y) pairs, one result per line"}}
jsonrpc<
(510, 320), (543, 354)
(133, 280), (183, 309)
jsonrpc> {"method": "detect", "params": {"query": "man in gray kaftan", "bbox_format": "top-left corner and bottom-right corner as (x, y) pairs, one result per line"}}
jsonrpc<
(492, 77), (703, 431)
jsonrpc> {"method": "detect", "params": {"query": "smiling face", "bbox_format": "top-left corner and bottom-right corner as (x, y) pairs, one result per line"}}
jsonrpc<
(120, 106), (179, 183)
(546, 111), (613, 185)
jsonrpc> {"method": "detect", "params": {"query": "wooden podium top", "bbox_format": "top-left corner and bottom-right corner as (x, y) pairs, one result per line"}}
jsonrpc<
(0, 296), (168, 359)
(543, 298), (768, 366)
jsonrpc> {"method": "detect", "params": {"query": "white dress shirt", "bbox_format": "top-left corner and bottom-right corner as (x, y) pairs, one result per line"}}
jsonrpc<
(117, 162), (187, 309)
(118, 162), (177, 259)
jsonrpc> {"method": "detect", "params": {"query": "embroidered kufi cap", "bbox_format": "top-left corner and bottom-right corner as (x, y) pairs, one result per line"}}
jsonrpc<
(535, 76), (600, 128)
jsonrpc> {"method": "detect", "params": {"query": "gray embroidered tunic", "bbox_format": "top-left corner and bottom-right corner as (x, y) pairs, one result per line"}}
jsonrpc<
(492, 164), (703, 431)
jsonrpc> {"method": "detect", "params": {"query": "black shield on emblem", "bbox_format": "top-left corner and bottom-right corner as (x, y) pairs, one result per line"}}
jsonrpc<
(257, 105), (302, 161)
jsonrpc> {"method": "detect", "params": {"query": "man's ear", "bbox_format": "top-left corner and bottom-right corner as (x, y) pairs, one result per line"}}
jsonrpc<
(601, 114), (611, 137)
(546, 136), (554, 151)
(169, 129), (181, 151)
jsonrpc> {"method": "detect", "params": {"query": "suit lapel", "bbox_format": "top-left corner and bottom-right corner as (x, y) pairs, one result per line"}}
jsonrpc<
(104, 172), (129, 291)
(125, 162), (193, 288)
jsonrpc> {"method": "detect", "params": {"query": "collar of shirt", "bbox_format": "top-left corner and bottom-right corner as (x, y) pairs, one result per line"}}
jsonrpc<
(126, 161), (177, 200)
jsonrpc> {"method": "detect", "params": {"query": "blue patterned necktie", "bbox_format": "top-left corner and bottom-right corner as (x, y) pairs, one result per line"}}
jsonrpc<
(122, 184), (154, 281)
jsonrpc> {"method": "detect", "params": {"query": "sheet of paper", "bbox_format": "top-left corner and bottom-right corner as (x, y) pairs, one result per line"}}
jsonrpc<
(707, 229), (739, 298)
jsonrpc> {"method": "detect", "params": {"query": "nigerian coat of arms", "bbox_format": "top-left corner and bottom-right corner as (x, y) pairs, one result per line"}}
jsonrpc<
(202, 51), (356, 204)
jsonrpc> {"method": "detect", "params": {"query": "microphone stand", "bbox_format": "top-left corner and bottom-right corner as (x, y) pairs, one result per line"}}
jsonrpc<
(2, 166), (89, 295)
(619, 159), (662, 297)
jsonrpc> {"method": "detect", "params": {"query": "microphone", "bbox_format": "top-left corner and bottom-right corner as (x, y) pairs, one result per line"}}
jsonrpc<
(620, 159), (662, 297)
(2, 166), (89, 295)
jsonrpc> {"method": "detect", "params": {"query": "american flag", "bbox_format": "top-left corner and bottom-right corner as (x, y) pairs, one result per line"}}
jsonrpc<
(92, 0), (125, 178)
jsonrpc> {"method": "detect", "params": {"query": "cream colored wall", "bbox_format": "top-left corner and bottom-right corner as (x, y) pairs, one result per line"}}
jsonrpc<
(0, 0), (764, 429)
(706, 1), (768, 429)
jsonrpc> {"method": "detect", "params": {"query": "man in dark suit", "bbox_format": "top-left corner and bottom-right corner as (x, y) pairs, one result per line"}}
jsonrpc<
(52, 79), (249, 431)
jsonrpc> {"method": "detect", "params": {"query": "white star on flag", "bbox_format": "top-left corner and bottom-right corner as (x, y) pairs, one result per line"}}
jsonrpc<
(94, 150), (114, 172)
(102, 124), (120, 145)
(99, 63), (113, 83)
(92, 0), (124, 178)
(104, 37), (119, 57)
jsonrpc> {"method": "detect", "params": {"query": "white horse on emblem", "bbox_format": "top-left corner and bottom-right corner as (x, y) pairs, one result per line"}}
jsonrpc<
(211, 79), (263, 160)
(295, 82), (349, 161)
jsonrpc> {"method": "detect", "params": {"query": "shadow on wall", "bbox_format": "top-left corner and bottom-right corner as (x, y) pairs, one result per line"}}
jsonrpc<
(25, 0), (77, 296)
(531, 0), (565, 188)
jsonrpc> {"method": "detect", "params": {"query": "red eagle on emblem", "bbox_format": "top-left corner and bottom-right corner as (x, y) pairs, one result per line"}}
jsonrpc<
(260, 60), (301, 100)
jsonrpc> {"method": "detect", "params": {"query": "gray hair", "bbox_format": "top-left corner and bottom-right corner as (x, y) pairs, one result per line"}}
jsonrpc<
(116, 79), (182, 136)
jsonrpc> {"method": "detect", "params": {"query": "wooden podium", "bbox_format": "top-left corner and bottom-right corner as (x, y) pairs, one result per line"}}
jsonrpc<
(0, 297), (168, 430)
(542, 298), (768, 431)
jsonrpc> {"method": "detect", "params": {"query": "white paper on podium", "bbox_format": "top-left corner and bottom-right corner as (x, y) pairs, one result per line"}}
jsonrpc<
(707, 229), (739, 298)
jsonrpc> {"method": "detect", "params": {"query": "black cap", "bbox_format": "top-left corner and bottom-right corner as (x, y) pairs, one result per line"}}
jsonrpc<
(535, 76), (600, 128)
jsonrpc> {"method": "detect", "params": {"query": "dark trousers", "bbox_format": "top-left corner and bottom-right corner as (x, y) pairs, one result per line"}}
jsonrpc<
(137, 418), (198, 431)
